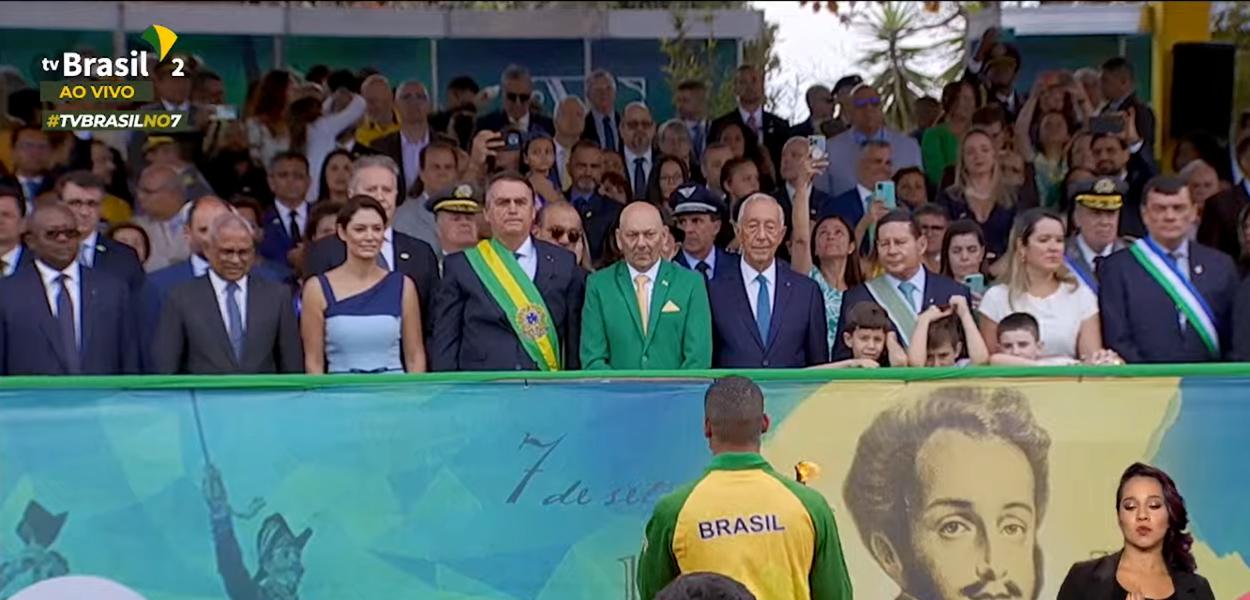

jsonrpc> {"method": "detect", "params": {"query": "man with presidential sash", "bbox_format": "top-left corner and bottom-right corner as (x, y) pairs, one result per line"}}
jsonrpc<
(429, 171), (585, 371)
(581, 202), (711, 370)
(1064, 177), (1134, 293)
(1100, 176), (1239, 363)
(832, 209), (969, 363)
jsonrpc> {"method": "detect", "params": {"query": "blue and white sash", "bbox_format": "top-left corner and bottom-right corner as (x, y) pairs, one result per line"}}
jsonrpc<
(1128, 238), (1219, 358)
(1065, 256), (1097, 294)
(865, 277), (918, 347)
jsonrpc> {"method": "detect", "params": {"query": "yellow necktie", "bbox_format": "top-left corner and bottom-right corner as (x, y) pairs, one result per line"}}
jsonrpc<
(635, 274), (650, 335)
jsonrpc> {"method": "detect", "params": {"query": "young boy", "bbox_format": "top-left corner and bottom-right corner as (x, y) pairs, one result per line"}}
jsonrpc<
(812, 302), (906, 368)
(907, 294), (988, 367)
(990, 312), (1081, 366)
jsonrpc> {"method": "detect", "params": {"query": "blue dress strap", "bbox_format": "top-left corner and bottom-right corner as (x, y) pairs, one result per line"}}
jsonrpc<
(316, 273), (337, 306)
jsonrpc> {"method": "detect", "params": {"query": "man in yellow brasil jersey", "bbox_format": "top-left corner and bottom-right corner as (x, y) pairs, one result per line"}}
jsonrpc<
(637, 376), (853, 600)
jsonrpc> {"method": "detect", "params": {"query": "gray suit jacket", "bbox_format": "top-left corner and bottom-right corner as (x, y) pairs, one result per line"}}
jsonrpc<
(151, 274), (303, 374)
(1064, 234), (1132, 286)
(392, 192), (441, 256)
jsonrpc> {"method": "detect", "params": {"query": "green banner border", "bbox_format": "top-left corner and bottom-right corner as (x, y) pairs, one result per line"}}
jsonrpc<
(1, 364), (1248, 391)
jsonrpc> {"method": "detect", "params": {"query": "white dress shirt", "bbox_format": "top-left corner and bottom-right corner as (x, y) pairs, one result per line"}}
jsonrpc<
(401, 129), (430, 189)
(162, 99), (191, 112)
(510, 113), (531, 132)
(382, 228), (396, 271)
(1076, 234), (1114, 269)
(79, 231), (101, 268)
(1, 245), (20, 276)
(682, 248), (716, 278)
(624, 147), (654, 193)
(35, 259), (82, 347)
(883, 267), (928, 313)
(627, 260), (662, 314)
(740, 258), (778, 321)
(738, 105), (765, 144)
(1151, 237), (1191, 329)
(512, 236), (538, 280)
(191, 253), (211, 277)
(856, 184), (873, 213)
(208, 270), (248, 335)
(276, 201), (309, 240)
(592, 111), (618, 146)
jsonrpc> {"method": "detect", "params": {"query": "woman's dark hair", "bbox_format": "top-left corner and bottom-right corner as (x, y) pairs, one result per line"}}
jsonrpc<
(892, 166), (933, 207)
(318, 149), (354, 201)
(719, 156), (758, 200)
(106, 222), (151, 263)
(940, 219), (989, 279)
(939, 79), (977, 116)
(811, 213), (864, 288)
(287, 96), (322, 154)
(249, 70), (292, 132)
(1117, 463), (1196, 573)
(646, 153), (690, 208)
(306, 201), (344, 243)
(521, 134), (555, 176)
(337, 195), (388, 228)
(599, 170), (632, 202)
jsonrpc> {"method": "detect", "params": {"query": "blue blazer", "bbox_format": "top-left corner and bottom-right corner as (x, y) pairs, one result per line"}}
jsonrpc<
(827, 188), (867, 227)
(429, 239), (585, 371)
(708, 260), (828, 368)
(673, 247), (737, 282)
(89, 237), (146, 293)
(259, 209), (299, 268)
(832, 268), (970, 361)
(0, 263), (140, 375)
(1099, 243), (1238, 363)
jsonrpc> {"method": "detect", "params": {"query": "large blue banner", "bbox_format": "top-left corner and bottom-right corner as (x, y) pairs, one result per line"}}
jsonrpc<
(1, 374), (1249, 599)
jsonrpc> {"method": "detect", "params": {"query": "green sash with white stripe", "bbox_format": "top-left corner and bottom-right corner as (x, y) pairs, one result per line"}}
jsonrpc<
(1128, 238), (1220, 358)
(865, 276), (919, 347)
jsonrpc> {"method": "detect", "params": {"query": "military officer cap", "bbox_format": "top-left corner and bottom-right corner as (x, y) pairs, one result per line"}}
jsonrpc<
(1072, 176), (1126, 211)
(426, 182), (483, 214)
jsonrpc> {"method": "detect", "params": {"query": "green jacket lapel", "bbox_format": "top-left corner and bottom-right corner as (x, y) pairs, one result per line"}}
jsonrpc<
(614, 261), (646, 339)
(643, 261), (675, 352)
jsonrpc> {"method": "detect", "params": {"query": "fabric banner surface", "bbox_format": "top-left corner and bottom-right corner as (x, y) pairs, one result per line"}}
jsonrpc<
(0, 369), (1248, 599)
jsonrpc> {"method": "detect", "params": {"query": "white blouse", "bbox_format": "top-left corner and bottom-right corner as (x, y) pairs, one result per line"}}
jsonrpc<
(980, 281), (1098, 359)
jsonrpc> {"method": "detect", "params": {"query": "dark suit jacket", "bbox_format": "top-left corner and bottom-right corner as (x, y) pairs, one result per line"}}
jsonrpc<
(569, 192), (622, 263)
(303, 232), (440, 337)
(475, 111), (555, 136)
(708, 260), (827, 368)
(581, 111), (622, 153)
(368, 131), (417, 200)
(1064, 235), (1131, 288)
(1233, 274), (1250, 361)
(1197, 183), (1249, 260)
(429, 239), (585, 371)
(259, 208), (300, 269)
(0, 172), (56, 211)
(152, 275), (302, 374)
(674, 247), (737, 282)
(0, 263), (139, 375)
(789, 120), (817, 139)
(832, 269), (970, 361)
(88, 236), (145, 293)
(1056, 551), (1213, 600)
(1118, 157), (1159, 239)
(1102, 92), (1158, 166)
(1099, 242), (1238, 363)
(827, 188), (868, 231)
(709, 109), (791, 171)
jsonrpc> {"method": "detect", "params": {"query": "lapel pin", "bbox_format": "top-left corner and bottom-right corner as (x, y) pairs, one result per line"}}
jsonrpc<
(399, 252), (410, 261)
(96, 244), (106, 253)
(1194, 264), (1203, 275)
(272, 218), (281, 225)
(661, 280), (669, 287)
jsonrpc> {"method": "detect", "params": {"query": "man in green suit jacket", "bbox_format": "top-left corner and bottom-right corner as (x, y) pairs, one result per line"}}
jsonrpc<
(581, 202), (712, 369)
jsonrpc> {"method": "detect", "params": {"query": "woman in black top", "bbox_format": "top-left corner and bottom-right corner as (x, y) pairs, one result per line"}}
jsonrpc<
(935, 127), (1017, 261)
(1056, 463), (1214, 600)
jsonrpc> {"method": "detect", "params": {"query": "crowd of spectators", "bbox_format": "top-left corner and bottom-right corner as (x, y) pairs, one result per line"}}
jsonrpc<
(1, 25), (1249, 376)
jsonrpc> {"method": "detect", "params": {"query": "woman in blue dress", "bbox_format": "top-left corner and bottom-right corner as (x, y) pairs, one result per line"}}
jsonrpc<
(300, 196), (426, 373)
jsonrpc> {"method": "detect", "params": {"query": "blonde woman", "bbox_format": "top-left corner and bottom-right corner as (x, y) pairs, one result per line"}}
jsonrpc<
(977, 207), (1119, 363)
(935, 127), (1017, 261)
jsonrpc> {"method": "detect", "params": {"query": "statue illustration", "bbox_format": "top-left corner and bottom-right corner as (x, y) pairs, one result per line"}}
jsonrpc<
(0, 501), (70, 599)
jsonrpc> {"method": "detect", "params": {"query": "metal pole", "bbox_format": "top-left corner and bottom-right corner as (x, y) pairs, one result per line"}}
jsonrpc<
(431, 38), (440, 108)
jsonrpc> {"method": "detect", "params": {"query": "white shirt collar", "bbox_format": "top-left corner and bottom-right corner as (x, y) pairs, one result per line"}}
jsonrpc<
(514, 236), (536, 259)
(208, 269), (247, 295)
(626, 260), (661, 285)
(1076, 234), (1113, 265)
(856, 184), (872, 201)
(683, 248), (714, 267)
(1, 245), (19, 274)
(162, 99), (190, 112)
(191, 253), (211, 277)
(883, 265), (927, 295)
(592, 110), (615, 123)
(740, 257), (777, 287)
(624, 146), (652, 167)
(738, 104), (763, 125)
(401, 129), (430, 146)
(81, 231), (99, 250)
(35, 259), (80, 287)
(1150, 236), (1190, 258)
(510, 113), (531, 131)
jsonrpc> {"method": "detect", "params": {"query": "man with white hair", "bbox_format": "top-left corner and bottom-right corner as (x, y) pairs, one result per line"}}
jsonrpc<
(707, 192), (828, 368)
(476, 64), (555, 135)
(581, 69), (622, 152)
(622, 101), (657, 200)
(152, 212), (303, 374)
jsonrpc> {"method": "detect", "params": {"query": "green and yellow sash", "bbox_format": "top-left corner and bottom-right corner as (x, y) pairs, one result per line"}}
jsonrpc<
(464, 239), (562, 370)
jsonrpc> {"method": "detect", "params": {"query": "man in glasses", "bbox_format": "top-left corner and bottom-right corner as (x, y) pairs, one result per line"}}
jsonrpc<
(534, 200), (587, 268)
(817, 83), (922, 197)
(581, 201), (711, 370)
(55, 171), (145, 294)
(476, 64), (555, 137)
(709, 64), (790, 170)
(369, 80), (433, 200)
(0, 204), (139, 375)
(622, 102), (658, 200)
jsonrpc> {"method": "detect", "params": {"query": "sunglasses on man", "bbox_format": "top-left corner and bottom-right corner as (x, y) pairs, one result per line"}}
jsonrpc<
(41, 228), (82, 241)
(853, 97), (883, 109)
(546, 226), (582, 244)
(506, 92), (532, 103)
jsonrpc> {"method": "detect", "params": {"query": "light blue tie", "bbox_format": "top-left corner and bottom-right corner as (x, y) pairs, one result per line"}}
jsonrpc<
(755, 274), (771, 342)
(225, 281), (244, 362)
(78, 242), (92, 268)
(898, 281), (918, 313)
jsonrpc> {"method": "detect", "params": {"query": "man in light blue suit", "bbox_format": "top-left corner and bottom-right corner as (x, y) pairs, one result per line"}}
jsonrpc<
(815, 84), (921, 198)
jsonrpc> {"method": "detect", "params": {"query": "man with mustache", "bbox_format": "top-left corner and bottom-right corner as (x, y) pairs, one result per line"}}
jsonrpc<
(844, 386), (1052, 600)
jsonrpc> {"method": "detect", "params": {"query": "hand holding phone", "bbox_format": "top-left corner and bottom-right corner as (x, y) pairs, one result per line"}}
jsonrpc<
(875, 181), (897, 210)
(807, 135), (827, 161)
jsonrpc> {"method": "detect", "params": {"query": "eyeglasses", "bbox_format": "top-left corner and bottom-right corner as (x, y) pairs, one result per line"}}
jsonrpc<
(41, 228), (81, 241)
(546, 226), (582, 244)
(506, 92), (532, 103)
(853, 97), (883, 109)
(625, 119), (654, 129)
